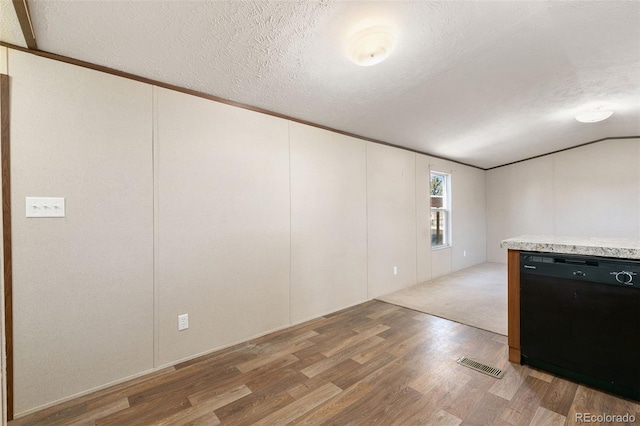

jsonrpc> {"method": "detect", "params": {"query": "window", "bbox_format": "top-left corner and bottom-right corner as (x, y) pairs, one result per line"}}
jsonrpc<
(430, 172), (450, 248)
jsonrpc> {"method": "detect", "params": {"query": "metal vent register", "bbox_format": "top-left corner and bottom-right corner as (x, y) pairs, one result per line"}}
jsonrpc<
(457, 356), (504, 379)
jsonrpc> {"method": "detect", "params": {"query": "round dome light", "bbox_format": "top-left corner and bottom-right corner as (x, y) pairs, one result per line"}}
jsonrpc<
(347, 25), (396, 67)
(575, 110), (614, 123)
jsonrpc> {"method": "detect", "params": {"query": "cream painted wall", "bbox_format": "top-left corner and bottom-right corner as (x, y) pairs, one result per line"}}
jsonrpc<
(155, 88), (291, 366)
(430, 249), (452, 280)
(554, 139), (639, 238)
(9, 51), (154, 415)
(367, 143), (417, 298)
(290, 122), (368, 323)
(0, 45), (6, 73)
(415, 154), (432, 283)
(486, 138), (640, 263)
(486, 156), (554, 262)
(6, 47), (488, 415)
(451, 163), (487, 271)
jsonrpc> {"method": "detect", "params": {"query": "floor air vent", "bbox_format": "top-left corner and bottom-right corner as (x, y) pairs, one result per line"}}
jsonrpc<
(457, 356), (504, 379)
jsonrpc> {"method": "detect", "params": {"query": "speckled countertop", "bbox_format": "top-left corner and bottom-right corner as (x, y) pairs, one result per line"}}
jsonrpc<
(500, 235), (640, 260)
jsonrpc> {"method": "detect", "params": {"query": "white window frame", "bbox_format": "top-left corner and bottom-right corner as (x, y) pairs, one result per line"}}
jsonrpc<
(430, 171), (451, 249)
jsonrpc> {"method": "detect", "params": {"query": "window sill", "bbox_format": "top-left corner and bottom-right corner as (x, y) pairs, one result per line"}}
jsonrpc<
(431, 245), (451, 251)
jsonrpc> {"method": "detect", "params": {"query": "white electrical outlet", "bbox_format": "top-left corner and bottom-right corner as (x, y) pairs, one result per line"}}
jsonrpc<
(178, 314), (189, 331)
(393, 266), (398, 275)
(463, 250), (467, 257)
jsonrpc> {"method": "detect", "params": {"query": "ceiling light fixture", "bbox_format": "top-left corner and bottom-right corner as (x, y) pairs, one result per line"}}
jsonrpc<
(575, 109), (614, 123)
(347, 25), (396, 66)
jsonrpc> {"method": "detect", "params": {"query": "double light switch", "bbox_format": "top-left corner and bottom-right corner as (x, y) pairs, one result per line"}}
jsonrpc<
(26, 197), (65, 218)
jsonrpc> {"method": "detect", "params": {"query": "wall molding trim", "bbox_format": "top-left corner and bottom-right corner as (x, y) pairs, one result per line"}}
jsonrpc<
(0, 42), (481, 170)
(1, 43), (637, 172)
(10, 0), (37, 50)
(486, 136), (640, 170)
(1, 73), (14, 421)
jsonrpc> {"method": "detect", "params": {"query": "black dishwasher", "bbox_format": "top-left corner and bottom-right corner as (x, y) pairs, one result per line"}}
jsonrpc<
(520, 252), (640, 401)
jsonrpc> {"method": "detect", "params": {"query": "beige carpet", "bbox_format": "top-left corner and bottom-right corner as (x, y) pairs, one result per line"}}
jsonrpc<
(377, 262), (507, 335)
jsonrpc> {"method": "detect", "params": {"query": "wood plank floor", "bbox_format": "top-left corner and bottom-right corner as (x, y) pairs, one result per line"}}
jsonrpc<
(10, 300), (640, 425)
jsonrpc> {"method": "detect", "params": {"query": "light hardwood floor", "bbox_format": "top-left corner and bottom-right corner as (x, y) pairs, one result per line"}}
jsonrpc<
(10, 300), (640, 425)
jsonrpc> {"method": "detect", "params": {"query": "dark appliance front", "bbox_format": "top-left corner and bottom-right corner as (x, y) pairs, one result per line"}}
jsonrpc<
(520, 252), (640, 401)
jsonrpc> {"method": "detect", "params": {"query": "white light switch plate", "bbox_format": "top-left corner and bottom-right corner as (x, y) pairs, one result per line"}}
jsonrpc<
(26, 197), (65, 218)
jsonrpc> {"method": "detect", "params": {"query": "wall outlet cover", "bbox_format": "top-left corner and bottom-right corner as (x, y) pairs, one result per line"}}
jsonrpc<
(178, 314), (189, 331)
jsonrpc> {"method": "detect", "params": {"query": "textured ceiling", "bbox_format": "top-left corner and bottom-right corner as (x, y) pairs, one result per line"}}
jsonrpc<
(10, 1), (640, 168)
(0, 0), (27, 47)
